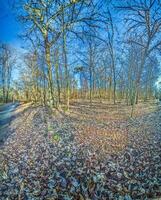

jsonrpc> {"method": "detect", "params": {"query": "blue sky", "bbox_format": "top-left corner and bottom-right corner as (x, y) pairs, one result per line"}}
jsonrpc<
(0, 0), (160, 85)
(0, 0), (25, 81)
(0, 0), (21, 44)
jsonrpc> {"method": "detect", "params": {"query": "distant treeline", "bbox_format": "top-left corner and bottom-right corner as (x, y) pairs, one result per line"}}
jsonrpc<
(0, 0), (161, 108)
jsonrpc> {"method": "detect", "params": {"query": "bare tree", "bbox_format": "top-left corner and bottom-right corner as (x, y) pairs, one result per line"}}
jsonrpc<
(0, 43), (16, 103)
(117, 0), (161, 104)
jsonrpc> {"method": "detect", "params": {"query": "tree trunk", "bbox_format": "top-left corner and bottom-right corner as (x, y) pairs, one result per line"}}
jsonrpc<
(55, 48), (61, 105)
(111, 57), (116, 104)
(45, 39), (54, 106)
(62, 5), (69, 111)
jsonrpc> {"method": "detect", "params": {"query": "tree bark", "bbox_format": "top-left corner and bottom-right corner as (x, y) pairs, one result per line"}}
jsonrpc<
(45, 38), (54, 106)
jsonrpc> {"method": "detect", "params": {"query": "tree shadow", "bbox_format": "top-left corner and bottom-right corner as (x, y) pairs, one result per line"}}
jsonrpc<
(0, 104), (33, 147)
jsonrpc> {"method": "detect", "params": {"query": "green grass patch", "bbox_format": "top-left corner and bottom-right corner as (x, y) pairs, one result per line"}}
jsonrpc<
(47, 124), (53, 131)
(52, 133), (61, 142)
(47, 123), (61, 142)
(48, 126), (53, 132)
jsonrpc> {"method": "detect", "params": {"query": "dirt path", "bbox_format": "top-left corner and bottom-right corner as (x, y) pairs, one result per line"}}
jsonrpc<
(0, 102), (19, 145)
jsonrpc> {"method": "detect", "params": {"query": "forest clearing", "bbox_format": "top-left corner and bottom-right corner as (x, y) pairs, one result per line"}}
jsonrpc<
(0, 100), (161, 199)
(0, 0), (161, 199)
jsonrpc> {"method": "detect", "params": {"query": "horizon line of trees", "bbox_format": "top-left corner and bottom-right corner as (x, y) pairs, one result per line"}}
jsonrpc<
(0, 0), (161, 114)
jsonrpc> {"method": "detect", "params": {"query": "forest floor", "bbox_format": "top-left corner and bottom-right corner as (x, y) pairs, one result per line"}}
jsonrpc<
(0, 100), (161, 200)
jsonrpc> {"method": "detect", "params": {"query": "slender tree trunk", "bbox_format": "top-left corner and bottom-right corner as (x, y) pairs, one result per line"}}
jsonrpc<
(2, 60), (6, 103)
(112, 57), (116, 105)
(109, 77), (112, 101)
(62, 5), (69, 111)
(43, 62), (46, 105)
(89, 64), (92, 103)
(113, 68), (116, 104)
(135, 43), (149, 104)
(62, 31), (69, 110)
(55, 48), (61, 105)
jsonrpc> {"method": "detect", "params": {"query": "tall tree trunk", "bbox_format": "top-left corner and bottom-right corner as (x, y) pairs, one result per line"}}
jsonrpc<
(45, 39), (54, 106)
(109, 77), (112, 101)
(89, 64), (92, 103)
(2, 59), (6, 103)
(62, 31), (69, 110)
(55, 48), (61, 105)
(113, 67), (116, 104)
(135, 42), (149, 104)
(62, 6), (69, 111)
(111, 55), (116, 104)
